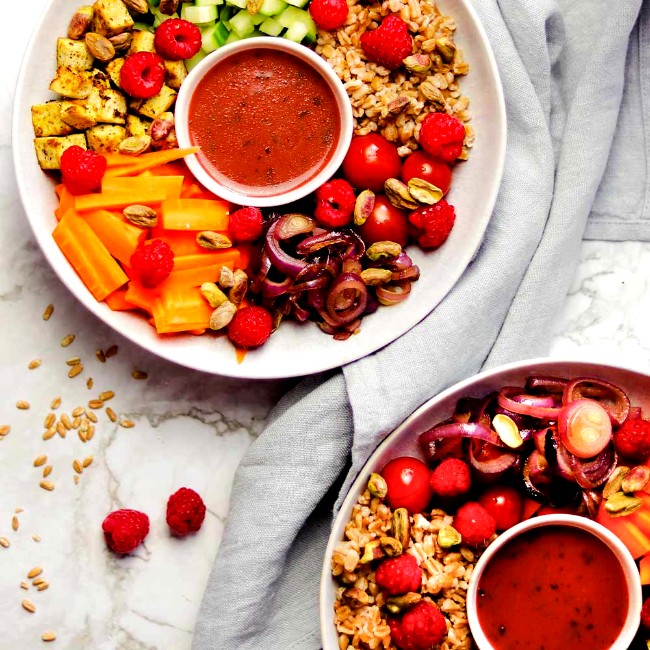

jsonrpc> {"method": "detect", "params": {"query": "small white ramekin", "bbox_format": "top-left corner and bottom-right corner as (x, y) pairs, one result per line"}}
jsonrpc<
(466, 514), (642, 650)
(175, 37), (353, 208)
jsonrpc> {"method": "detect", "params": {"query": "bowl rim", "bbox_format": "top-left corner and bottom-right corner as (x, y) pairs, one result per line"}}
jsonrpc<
(466, 513), (642, 650)
(319, 357), (650, 648)
(174, 36), (354, 208)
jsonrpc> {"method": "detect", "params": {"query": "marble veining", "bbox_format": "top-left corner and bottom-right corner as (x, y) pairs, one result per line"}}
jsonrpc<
(2, 2), (650, 648)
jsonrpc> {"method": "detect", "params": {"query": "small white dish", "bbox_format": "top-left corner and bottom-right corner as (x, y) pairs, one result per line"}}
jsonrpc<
(175, 37), (354, 208)
(466, 514), (642, 650)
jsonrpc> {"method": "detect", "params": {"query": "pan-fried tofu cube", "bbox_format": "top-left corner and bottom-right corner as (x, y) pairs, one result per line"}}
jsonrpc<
(126, 114), (150, 137)
(86, 68), (111, 90)
(49, 66), (93, 99)
(164, 60), (187, 90)
(86, 124), (126, 153)
(97, 88), (127, 124)
(92, 0), (134, 37)
(34, 134), (87, 170)
(31, 103), (75, 137)
(134, 85), (177, 119)
(129, 29), (155, 53)
(60, 92), (100, 130)
(56, 37), (94, 71)
(106, 57), (125, 88)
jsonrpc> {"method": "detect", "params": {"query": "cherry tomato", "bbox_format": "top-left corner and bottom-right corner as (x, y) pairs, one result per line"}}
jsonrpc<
(357, 195), (409, 247)
(381, 456), (432, 514)
(558, 399), (612, 458)
(400, 151), (452, 195)
(478, 485), (523, 531)
(342, 134), (402, 192)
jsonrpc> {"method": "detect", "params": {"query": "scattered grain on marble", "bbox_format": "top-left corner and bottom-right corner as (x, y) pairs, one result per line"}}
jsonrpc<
(37, 582), (49, 592)
(27, 567), (43, 579)
(86, 411), (98, 424)
(119, 419), (135, 428)
(106, 407), (117, 422)
(88, 399), (104, 410)
(71, 406), (85, 418)
(68, 364), (83, 378)
(72, 460), (83, 474)
(42, 304), (54, 321)
(77, 430), (87, 443)
(72, 417), (81, 429)
(39, 481), (55, 491)
(50, 397), (61, 410)
(28, 359), (42, 370)
(105, 345), (118, 358)
(0, 537), (10, 548)
(60, 414), (72, 430)
(15, 508), (23, 514)
(43, 429), (56, 441)
(22, 599), (36, 613)
(20, 582), (29, 590)
(60, 334), (75, 348)
(34, 455), (47, 467)
(42, 631), (57, 642)
(96, 349), (107, 363)
(56, 422), (66, 438)
(44, 413), (56, 429)
(0, 425), (11, 437)
(66, 356), (81, 366)
(16, 401), (30, 410)
(43, 466), (52, 478)
(86, 378), (94, 390)
(12, 516), (19, 531)
(86, 425), (95, 440)
(32, 534), (41, 543)
(131, 370), (147, 380)
(82, 456), (93, 468)
(99, 390), (115, 402)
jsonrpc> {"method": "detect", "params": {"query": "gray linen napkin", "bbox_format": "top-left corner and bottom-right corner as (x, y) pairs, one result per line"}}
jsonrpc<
(194, 0), (646, 647)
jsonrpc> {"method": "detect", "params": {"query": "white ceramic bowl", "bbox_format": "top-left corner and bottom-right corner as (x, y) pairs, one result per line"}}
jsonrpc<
(466, 514), (642, 650)
(320, 358), (650, 648)
(13, 0), (505, 378)
(175, 37), (354, 208)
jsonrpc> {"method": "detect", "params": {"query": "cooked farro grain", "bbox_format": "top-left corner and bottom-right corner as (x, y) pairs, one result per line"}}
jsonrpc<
(315, 0), (473, 158)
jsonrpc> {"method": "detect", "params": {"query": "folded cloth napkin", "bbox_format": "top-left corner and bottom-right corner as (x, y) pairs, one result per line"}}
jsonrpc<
(194, 0), (646, 647)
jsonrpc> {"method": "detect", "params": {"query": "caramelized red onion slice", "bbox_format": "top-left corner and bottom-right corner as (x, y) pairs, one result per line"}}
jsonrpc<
(325, 273), (367, 325)
(296, 229), (365, 260)
(391, 265), (421, 282)
(525, 375), (569, 394)
(261, 276), (292, 299)
(563, 377), (630, 426)
(275, 213), (316, 239)
(376, 282), (411, 305)
(418, 422), (503, 449)
(497, 386), (562, 420)
(265, 216), (312, 277)
(522, 450), (553, 500)
(567, 444), (617, 490)
(468, 441), (518, 480)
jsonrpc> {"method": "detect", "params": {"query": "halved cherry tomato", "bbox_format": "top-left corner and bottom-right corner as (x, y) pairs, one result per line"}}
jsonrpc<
(342, 134), (402, 192)
(478, 485), (523, 531)
(558, 399), (612, 458)
(381, 456), (432, 514)
(400, 151), (452, 195)
(357, 195), (409, 247)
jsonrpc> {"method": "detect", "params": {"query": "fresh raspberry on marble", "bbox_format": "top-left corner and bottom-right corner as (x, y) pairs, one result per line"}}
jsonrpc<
(314, 178), (356, 228)
(388, 600), (448, 650)
(418, 112), (466, 163)
(360, 15), (413, 70)
(309, 0), (349, 32)
(166, 487), (207, 536)
(60, 145), (107, 195)
(102, 509), (150, 554)
(453, 501), (496, 547)
(375, 553), (422, 596)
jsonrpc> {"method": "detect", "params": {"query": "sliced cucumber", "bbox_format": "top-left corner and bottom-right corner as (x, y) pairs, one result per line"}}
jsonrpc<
(229, 9), (256, 36)
(186, 49), (208, 71)
(181, 3), (219, 23)
(152, 7), (179, 25)
(259, 15), (283, 35)
(259, 0), (287, 15)
(224, 0), (249, 10)
(195, 0), (223, 5)
(219, 5), (235, 22)
(284, 0), (309, 9)
(277, 5), (316, 41)
(201, 21), (230, 52)
(224, 30), (242, 44)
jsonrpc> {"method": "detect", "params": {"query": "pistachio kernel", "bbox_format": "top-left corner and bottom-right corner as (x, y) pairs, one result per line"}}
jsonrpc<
(354, 189), (375, 226)
(384, 178), (419, 210)
(209, 301), (237, 331)
(361, 268), (393, 286)
(123, 204), (157, 227)
(342, 587), (370, 608)
(391, 508), (411, 549)
(436, 36), (456, 62)
(229, 269), (248, 305)
(403, 53), (431, 74)
(118, 135), (151, 156)
(385, 592), (422, 614)
(367, 472), (388, 498)
(379, 536), (403, 557)
(602, 466), (630, 499)
(218, 266), (235, 289)
(438, 525), (462, 548)
(197, 231), (232, 250)
(108, 32), (133, 52)
(200, 282), (228, 308)
(407, 178), (444, 205)
(492, 413), (524, 449)
(366, 241), (402, 262)
(604, 492), (642, 517)
(85, 32), (115, 62)
(418, 81), (446, 110)
(387, 96), (410, 116)
(150, 112), (174, 142)
(622, 465), (650, 494)
(359, 540), (385, 564)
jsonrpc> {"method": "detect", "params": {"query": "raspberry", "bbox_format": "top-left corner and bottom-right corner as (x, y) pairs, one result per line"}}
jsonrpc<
(154, 19), (202, 61)
(388, 600), (447, 650)
(130, 239), (175, 288)
(228, 306), (273, 349)
(641, 597), (650, 631)
(408, 199), (456, 249)
(60, 145), (107, 195)
(120, 51), (166, 99)
(613, 417), (650, 462)
(418, 112), (466, 163)
(360, 15), (413, 70)
(314, 178), (356, 228)
(228, 206), (264, 243)
(429, 458), (472, 499)
(102, 509), (149, 554)
(308, 0), (348, 31)
(166, 487), (206, 536)
(453, 502), (496, 547)
(375, 553), (422, 596)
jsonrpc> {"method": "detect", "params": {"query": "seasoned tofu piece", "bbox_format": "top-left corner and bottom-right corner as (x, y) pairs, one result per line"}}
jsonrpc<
(164, 59), (187, 90)
(31, 103), (75, 137)
(134, 85), (177, 119)
(92, 0), (134, 37)
(97, 88), (127, 124)
(49, 66), (93, 99)
(126, 114), (150, 137)
(129, 29), (156, 54)
(86, 68), (111, 90)
(86, 124), (126, 153)
(60, 92), (100, 130)
(34, 134), (87, 170)
(106, 57), (125, 88)
(57, 37), (94, 71)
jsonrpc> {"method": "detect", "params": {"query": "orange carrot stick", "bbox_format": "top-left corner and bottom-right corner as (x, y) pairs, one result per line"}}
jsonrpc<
(82, 209), (147, 265)
(161, 198), (229, 231)
(101, 175), (185, 199)
(75, 189), (167, 212)
(103, 148), (199, 177)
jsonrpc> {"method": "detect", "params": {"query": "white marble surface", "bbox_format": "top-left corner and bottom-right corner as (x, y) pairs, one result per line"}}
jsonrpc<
(2, 3), (650, 649)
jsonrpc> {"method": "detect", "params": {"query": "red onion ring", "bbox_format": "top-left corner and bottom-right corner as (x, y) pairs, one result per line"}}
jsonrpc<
(376, 282), (411, 306)
(563, 377), (630, 426)
(525, 375), (569, 394)
(325, 273), (367, 325)
(498, 387), (561, 420)
(468, 442), (518, 480)
(265, 217), (309, 277)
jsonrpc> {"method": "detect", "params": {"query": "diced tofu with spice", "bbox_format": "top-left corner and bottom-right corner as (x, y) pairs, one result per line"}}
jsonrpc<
(106, 57), (125, 88)
(56, 37), (94, 71)
(132, 85), (177, 119)
(49, 66), (93, 99)
(31, 103), (76, 137)
(96, 88), (127, 124)
(86, 124), (126, 152)
(125, 114), (150, 137)
(164, 60), (187, 90)
(86, 68), (111, 90)
(34, 134), (87, 170)
(60, 94), (100, 130)
(91, 0), (134, 37)
(129, 29), (155, 53)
